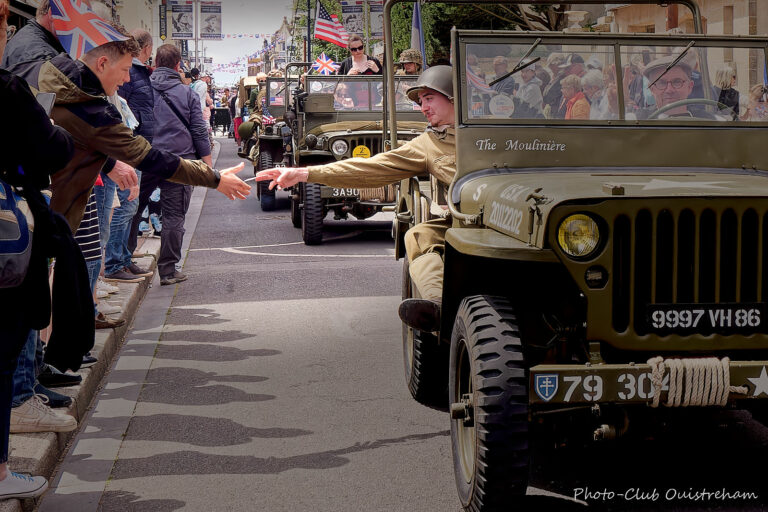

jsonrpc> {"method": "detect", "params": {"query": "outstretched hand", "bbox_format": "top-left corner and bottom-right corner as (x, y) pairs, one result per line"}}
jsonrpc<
(216, 162), (251, 200)
(254, 167), (309, 190)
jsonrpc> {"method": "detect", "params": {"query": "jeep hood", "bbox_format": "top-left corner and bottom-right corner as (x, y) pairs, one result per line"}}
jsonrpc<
(459, 169), (768, 246)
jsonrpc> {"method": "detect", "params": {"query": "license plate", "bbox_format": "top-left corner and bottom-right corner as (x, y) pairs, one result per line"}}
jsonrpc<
(646, 303), (766, 335)
(322, 187), (359, 199)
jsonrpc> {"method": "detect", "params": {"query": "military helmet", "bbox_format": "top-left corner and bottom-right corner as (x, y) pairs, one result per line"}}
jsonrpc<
(406, 65), (453, 103)
(398, 48), (422, 66)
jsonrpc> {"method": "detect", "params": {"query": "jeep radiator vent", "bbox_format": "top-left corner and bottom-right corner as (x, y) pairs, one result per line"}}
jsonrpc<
(348, 137), (381, 157)
(612, 207), (763, 334)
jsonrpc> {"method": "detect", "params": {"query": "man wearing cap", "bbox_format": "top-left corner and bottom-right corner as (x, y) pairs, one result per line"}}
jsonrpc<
(189, 67), (207, 113)
(255, 66), (456, 332)
(395, 48), (422, 75)
(516, 59), (543, 114)
(635, 54), (708, 119)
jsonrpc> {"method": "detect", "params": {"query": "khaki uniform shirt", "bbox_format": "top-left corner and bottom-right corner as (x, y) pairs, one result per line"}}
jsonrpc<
(307, 126), (455, 191)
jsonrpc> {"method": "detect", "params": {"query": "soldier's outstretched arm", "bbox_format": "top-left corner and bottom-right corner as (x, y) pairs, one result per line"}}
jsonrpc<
(255, 167), (308, 190)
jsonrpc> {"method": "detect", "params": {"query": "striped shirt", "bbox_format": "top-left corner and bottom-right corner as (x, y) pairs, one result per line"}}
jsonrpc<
(74, 190), (101, 262)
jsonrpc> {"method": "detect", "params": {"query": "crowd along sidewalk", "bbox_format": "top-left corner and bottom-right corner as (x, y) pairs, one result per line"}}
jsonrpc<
(2, 142), (221, 512)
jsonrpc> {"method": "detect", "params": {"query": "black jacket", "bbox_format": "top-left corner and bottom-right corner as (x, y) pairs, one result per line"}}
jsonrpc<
(337, 55), (383, 76)
(0, 20), (66, 69)
(0, 69), (94, 371)
(118, 59), (155, 143)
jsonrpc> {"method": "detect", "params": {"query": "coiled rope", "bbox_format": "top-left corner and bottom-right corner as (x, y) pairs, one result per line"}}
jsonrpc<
(647, 356), (748, 408)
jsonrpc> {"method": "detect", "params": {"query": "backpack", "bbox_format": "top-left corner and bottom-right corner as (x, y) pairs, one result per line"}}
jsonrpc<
(0, 179), (34, 288)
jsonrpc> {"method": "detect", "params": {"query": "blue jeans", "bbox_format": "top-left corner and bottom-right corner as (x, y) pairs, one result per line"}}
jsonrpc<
(93, 172), (116, 248)
(11, 329), (38, 408)
(0, 318), (32, 463)
(104, 171), (141, 275)
(86, 258), (101, 317)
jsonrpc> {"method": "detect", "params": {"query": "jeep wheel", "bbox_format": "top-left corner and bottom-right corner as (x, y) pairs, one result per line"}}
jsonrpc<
(450, 296), (529, 511)
(257, 151), (276, 211)
(302, 183), (324, 245)
(402, 259), (448, 409)
(290, 186), (302, 228)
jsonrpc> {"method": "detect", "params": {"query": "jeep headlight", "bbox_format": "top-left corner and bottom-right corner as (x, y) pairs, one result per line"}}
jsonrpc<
(557, 214), (600, 258)
(331, 139), (348, 156)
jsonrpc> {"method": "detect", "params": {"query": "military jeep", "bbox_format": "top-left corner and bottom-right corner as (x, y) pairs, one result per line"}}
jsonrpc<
(389, 20), (768, 512)
(291, 75), (426, 244)
(252, 75), (298, 211)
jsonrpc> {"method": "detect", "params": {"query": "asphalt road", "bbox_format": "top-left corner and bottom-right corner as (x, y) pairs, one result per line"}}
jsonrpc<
(41, 137), (768, 512)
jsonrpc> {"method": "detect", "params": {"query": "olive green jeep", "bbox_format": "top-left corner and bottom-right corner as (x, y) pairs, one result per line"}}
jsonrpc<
(252, 75), (298, 211)
(290, 74), (426, 244)
(389, 20), (768, 512)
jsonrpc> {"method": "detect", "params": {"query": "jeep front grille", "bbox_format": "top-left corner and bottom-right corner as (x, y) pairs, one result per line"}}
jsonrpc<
(612, 206), (765, 335)
(347, 137), (381, 156)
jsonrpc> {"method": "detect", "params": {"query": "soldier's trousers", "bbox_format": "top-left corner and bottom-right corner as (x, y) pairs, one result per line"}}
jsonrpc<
(404, 218), (450, 303)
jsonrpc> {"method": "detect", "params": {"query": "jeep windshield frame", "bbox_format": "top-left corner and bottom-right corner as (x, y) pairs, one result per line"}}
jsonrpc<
(304, 75), (421, 113)
(456, 31), (768, 126)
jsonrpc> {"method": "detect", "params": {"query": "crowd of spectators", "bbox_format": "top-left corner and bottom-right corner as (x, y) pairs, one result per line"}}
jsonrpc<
(0, 0), (248, 500)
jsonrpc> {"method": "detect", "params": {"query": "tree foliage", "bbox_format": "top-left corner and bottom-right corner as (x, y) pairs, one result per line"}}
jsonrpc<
(292, 1), (570, 69)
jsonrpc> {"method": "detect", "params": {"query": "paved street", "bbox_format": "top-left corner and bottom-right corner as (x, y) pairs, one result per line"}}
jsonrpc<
(39, 138), (458, 512)
(38, 138), (768, 512)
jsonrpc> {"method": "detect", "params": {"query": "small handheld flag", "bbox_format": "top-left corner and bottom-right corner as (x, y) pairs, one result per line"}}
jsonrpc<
(312, 53), (340, 76)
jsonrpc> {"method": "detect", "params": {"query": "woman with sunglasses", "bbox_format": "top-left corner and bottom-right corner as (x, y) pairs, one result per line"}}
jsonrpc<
(337, 34), (382, 76)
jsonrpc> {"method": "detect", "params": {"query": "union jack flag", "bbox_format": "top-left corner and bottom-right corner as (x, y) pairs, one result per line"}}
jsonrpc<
(312, 53), (340, 76)
(50, 0), (129, 59)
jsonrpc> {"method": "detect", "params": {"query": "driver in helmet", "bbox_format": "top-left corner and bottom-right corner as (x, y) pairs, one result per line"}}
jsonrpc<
(256, 66), (456, 333)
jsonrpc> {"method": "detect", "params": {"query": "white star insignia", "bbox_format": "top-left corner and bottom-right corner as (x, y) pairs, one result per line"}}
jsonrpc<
(747, 366), (768, 397)
(620, 179), (730, 191)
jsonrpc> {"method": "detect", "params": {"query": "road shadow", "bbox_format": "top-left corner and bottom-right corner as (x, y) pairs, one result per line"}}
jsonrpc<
(65, 430), (450, 481)
(100, 367), (273, 406)
(122, 414), (312, 446)
(131, 329), (258, 343)
(164, 308), (229, 326)
(99, 489), (186, 512)
(124, 343), (280, 362)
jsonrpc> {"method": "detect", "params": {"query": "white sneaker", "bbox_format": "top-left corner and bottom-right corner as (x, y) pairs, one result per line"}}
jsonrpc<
(96, 289), (109, 299)
(98, 303), (122, 315)
(0, 471), (48, 499)
(97, 279), (119, 294)
(10, 395), (77, 433)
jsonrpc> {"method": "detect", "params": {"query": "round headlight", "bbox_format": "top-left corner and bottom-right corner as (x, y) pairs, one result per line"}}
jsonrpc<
(331, 139), (348, 156)
(557, 214), (601, 258)
(305, 133), (318, 149)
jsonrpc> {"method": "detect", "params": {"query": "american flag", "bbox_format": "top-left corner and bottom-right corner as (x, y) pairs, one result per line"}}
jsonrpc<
(314, 1), (348, 48)
(312, 53), (340, 75)
(261, 98), (276, 125)
(50, 0), (129, 59)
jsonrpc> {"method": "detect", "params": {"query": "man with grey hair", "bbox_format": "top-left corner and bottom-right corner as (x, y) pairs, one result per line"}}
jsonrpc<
(0, 0), (65, 67)
(581, 69), (615, 120)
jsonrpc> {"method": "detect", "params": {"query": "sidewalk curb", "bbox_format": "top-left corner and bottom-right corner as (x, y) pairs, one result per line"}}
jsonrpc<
(4, 142), (220, 511)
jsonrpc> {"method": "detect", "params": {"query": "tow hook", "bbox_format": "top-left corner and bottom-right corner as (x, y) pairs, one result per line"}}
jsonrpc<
(450, 393), (474, 425)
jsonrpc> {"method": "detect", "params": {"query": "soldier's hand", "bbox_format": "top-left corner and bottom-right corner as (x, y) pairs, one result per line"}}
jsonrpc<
(216, 162), (251, 200)
(127, 184), (139, 202)
(255, 167), (309, 190)
(107, 160), (139, 190)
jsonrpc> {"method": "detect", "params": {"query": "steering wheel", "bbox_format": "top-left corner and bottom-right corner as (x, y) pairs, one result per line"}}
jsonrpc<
(648, 98), (734, 120)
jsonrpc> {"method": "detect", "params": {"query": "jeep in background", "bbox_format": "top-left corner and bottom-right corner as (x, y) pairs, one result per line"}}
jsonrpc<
(290, 75), (427, 244)
(253, 75), (299, 211)
(388, 16), (768, 512)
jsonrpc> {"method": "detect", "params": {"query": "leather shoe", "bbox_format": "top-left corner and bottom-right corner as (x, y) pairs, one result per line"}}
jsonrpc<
(104, 269), (144, 283)
(398, 299), (441, 333)
(160, 271), (188, 286)
(33, 383), (72, 408)
(37, 364), (82, 388)
(126, 262), (153, 276)
(81, 352), (98, 368)
(95, 312), (126, 329)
